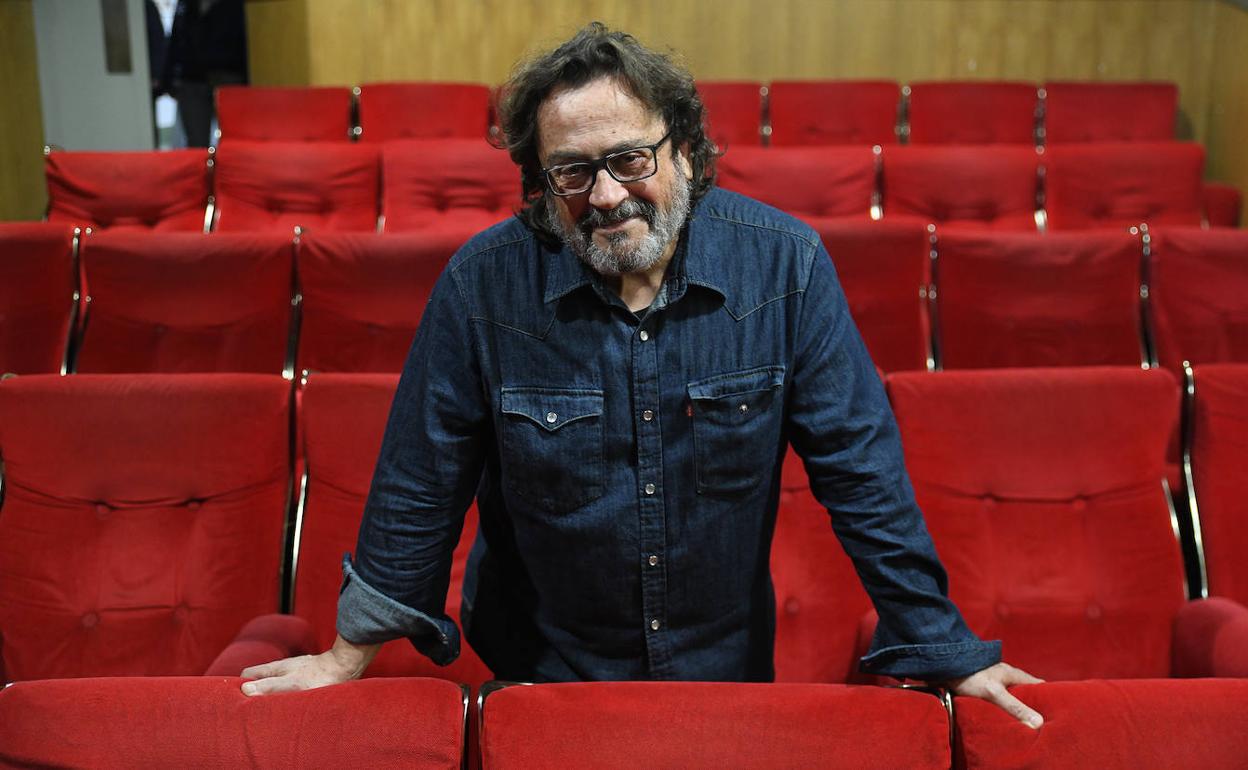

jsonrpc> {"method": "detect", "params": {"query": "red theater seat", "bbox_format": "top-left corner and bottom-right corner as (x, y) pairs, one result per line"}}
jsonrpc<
(935, 229), (1145, 369)
(696, 80), (764, 148)
(0, 374), (290, 681)
(814, 219), (931, 372)
(1148, 227), (1248, 373)
(881, 146), (1040, 230)
(883, 367), (1248, 681)
(1044, 142), (1204, 231)
(381, 139), (518, 236)
(0, 677), (465, 769)
(1202, 181), (1242, 228)
(297, 232), (456, 373)
(479, 682), (952, 769)
(212, 141), (381, 233)
(768, 80), (899, 146)
(357, 82), (492, 141)
(74, 231), (295, 374)
(1043, 81), (1178, 143)
(215, 85), (354, 142)
(906, 81), (1039, 145)
(716, 146), (876, 223)
(0, 223), (77, 375)
(45, 149), (210, 232)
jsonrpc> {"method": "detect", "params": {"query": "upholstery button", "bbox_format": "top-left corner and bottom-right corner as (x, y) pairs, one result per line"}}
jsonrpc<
(545, 411), (557, 424)
(650, 619), (661, 631)
(1071, 496), (1088, 512)
(995, 602), (1010, 620)
(639, 330), (649, 341)
(186, 500), (201, 512)
(153, 324), (166, 336)
(648, 555), (659, 567)
(172, 605), (190, 623)
(95, 502), (111, 519)
(81, 612), (100, 628)
(982, 495), (997, 511)
(784, 598), (801, 615)
(642, 409), (654, 422)
(1086, 603), (1103, 621)
(644, 483), (656, 495)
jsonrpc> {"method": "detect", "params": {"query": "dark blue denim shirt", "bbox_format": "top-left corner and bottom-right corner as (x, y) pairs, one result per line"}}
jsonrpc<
(338, 187), (1000, 682)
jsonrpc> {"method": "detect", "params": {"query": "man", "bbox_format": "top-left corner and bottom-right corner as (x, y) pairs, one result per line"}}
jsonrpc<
(242, 23), (1043, 728)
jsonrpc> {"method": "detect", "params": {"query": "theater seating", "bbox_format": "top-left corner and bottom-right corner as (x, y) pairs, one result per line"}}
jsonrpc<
(1044, 142), (1205, 230)
(0, 222), (78, 375)
(380, 139), (517, 237)
(696, 80), (765, 148)
(297, 232), (456, 373)
(0, 374), (291, 681)
(880, 146), (1041, 230)
(74, 231), (295, 374)
(716, 146), (877, 223)
(934, 229), (1145, 369)
(44, 148), (210, 232)
(1042, 81), (1178, 143)
(768, 80), (900, 146)
(0, 676), (466, 769)
(215, 85), (354, 142)
(479, 682), (952, 769)
(906, 81), (1038, 145)
(1147, 227), (1248, 373)
(1202, 181), (1243, 227)
(357, 82), (492, 141)
(212, 141), (381, 233)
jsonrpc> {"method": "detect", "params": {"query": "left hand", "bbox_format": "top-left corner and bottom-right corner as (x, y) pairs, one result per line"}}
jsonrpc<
(947, 662), (1045, 728)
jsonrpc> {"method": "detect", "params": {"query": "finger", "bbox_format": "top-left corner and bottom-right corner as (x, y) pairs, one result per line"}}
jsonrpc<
(1005, 665), (1045, 686)
(240, 658), (293, 680)
(988, 687), (1044, 729)
(242, 674), (303, 697)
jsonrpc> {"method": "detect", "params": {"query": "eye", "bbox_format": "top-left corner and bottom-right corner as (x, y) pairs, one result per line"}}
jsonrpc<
(612, 151), (650, 173)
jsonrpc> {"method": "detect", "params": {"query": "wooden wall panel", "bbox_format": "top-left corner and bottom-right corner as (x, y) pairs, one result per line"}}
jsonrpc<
(0, 0), (47, 221)
(245, 0), (310, 87)
(1207, 0), (1248, 222)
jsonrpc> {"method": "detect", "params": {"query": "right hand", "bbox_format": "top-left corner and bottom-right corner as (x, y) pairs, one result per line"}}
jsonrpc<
(240, 635), (381, 696)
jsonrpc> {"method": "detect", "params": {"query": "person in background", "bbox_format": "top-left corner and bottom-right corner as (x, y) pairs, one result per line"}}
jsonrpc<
(156, 0), (247, 147)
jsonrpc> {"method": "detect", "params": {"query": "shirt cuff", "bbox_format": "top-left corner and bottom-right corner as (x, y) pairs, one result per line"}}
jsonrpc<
(858, 639), (1002, 681)
(335, 554), (461, 666)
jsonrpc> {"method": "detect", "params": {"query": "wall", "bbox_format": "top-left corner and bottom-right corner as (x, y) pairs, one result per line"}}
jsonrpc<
(0, 0), (47, 221)
(1206, 0), (1248, 222)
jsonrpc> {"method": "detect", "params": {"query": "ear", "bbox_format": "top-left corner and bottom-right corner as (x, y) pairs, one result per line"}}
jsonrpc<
(678, 142), (694, 181)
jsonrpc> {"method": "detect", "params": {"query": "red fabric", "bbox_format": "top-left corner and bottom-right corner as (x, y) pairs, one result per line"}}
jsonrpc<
(1189, 365), (1248, 605)
(292, 374), (492, 685)
(204, 614), (319, 676)
(935, 229), (1144, 369)
(0, 374), (290, 680)
(696, 80), (764, 148)
(881, 145), (1040, 230)
(0, 676), (465, 769)
(954, 679), (1248, 770)
(814, 218), (931, 372)
(716, 146), (876, 220)
(1202, 181), (1242, 228)
(357, 82), (491, 142)
(381, 139), (518, 236)
(482, 682), (949, 769)
(45, 149), (209, 231)
(768, 80), (900, 146)
(297, 232), (456, 373)
(1172, 597), (1248, 677)
(885, 367), (1185, 680)
(907, 81), (1039, 145)
(1043, 81), (1178, 143)
(0, 222), (77, 374)
(215, 85), (353, 142)
(212, 141), (380, 233)
(1148, 227), (1248, 373)
(1043, 142), (1204, 231)
(74, 231), (294, 373)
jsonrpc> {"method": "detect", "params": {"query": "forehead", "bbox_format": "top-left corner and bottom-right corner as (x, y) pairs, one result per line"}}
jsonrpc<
(537, 77), (666, 163)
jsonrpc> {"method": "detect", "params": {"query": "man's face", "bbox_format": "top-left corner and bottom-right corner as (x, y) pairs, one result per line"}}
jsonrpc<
(537, 77), (694, 276)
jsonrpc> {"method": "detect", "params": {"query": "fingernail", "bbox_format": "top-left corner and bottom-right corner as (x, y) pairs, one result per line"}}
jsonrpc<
(242, 683), (257, 696)
(1028, 716), (1043, 729)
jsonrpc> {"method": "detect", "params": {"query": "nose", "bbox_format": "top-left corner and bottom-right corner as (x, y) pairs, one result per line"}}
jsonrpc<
(587, 167), (629, 210)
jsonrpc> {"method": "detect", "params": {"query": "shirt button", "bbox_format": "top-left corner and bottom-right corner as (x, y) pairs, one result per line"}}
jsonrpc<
(738, 403), (749, 413)
(648, 554), (659, 567)
(644, 483), (656, 495)
(545, 411), (557, 423)
(642, 409), (654, 421)
(639, 330), (649, 341)
(650, 619), (661, 631)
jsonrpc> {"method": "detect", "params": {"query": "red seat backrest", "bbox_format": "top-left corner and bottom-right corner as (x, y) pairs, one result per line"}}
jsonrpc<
(1044, 142), (1204, 231)
(881, 145), (1040, 230)
(768, 80), (899, 146)
(45, 149), (209, 232)
(381, 139), (518, 236)
(1043, 81), (1178, 143)
(906, 81), (1038, 145)
(0, 222), (77, 375)
(215, 85), (354, 142)
(1189, 364), (1248, 605)
(696, 80), (764, 148)
(716, 146), (877, 221)
(357, 82), (492, 142)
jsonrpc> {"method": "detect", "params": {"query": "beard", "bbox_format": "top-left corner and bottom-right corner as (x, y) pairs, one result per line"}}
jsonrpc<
(545, 168), (692, 277)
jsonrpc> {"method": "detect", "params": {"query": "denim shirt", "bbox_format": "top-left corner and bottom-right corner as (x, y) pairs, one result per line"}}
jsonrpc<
(338, 187), (1001, 682)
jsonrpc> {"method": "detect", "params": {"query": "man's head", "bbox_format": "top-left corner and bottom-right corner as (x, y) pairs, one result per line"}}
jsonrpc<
(498, 23), (718, 274)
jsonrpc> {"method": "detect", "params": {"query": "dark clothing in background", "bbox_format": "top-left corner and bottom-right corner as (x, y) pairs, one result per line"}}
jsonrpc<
(159, 0), (248, 147)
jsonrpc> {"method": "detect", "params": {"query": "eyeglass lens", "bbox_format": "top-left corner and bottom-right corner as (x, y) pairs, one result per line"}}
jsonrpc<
(548, 148), (658, 194)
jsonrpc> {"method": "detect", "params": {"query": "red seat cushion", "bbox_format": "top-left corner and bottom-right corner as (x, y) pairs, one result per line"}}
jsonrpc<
(907, 81), (1038, 145)
(1201, 181), (1242, 228)
(1190, 364), (1248, 605)
(881, 145), (1040, 230)
(45, 149), (209, 231)
(381, 139), (518, 236)
(357, 82), (492, 142)
(768, 80), (900, 146)
(1043, 81), (1178, 143)
(0, 222), (77, 374)
(716, 145), (877, 221)
(216, 85), (353, 142)
(1044, 142), (1204, 230)
(696, 80), (764, 148)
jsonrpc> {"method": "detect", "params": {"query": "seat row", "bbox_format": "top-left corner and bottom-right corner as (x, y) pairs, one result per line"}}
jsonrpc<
(2, 676), (1246, 769)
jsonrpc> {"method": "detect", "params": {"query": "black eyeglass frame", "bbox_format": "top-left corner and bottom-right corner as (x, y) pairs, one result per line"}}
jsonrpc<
(541, 130), (674, 197)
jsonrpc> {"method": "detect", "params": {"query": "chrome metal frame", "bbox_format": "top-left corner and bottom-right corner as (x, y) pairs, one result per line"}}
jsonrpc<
(351, 86), (363, 141)
(60, 227), (83, 376)
(282, 227), (304, 382)
(68, 227), (95, 374)
(1033, 145), (1047, 232)
(476, 680), (531, 764)
(758, 84), (771, 146)
(203, 147), (217, 233)
(459, 684), (470, 770)
(284, 470), (309, 613)
(1035, 87), (1047, 148)
(1162, 475), (1190, 600)
(870, 144), (884, 220)
(1181, 363), (1210, 599)
(898, 84), (912, 143)
(1134, 224), (1155, 370)
(927, 226), (943, 371)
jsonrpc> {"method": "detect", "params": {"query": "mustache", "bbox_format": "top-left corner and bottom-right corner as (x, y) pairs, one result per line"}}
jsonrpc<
(578, 197), (658, 234)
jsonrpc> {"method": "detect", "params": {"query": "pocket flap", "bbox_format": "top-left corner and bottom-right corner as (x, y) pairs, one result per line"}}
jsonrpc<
(687, 365), (786, 401)
(501, 387), (604, 431)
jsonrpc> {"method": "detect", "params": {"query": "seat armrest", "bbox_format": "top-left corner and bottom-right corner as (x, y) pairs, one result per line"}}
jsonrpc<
(203, 614), (319, 676)
(1173, 597), (1248, 678)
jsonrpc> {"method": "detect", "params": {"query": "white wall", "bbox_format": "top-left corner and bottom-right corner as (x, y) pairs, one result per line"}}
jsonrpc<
(33, 0), (153, 150)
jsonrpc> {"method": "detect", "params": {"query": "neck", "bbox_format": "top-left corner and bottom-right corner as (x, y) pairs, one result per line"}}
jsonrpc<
(608, 236), (679, 312)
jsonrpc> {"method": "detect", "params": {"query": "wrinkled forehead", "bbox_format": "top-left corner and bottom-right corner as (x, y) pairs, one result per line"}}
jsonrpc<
(536, 76), (667, 164)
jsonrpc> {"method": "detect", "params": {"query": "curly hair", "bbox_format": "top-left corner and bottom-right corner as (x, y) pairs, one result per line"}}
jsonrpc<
(496, 22), (719, 243)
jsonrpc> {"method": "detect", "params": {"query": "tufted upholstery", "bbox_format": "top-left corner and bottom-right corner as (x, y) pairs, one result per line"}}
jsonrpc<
(0, 374), (291, 681)
(1147, 227), (1248, 373)
(215, 85), (354, 142)
(1043, 81), (1178, 144)
(907, 81), (1039, 145)
(357, 82), (492, 142)
(1201, 181), (1242, 228)
(1189, 365), (1248, 606)
(74, 231), (295, 374)
(45, 149), (210, 232)
(381, 139), (519, 237)
(768, 80), (900, 146)
(212, 141), (381, 233)
(1044, 142), (1204, 231)
(935, 229), (1145, 369)
(881, 145), (1041, 230)
(716, 145), (877, 222)
(696, 80), (765, 148)
(0, 222), (77, 375)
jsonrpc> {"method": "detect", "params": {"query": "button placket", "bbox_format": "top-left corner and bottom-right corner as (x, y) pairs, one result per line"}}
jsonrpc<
(631, 314), (670, 675)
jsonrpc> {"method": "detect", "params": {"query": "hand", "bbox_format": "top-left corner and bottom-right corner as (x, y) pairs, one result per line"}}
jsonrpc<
(947, 662), (1045, 728)
(240, 635), (381, 696)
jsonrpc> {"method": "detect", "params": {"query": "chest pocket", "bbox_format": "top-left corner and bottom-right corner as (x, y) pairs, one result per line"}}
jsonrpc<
(501, 387), (605, 514)
(687, 365), (786, 496)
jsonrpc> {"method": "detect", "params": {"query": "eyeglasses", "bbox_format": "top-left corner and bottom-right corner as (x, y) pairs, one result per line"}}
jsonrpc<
(541, 130), (673, 196)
